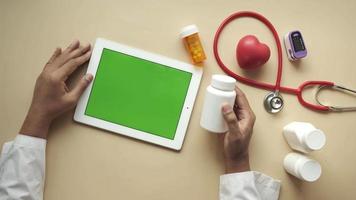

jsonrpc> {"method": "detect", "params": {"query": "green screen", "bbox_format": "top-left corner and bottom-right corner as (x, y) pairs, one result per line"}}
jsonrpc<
(85, 49), (192, 140)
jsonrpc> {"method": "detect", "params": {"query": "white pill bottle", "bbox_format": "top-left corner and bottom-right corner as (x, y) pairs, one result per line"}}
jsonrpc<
(284, 152), (322, 182)
(283, 122), (326, 153)
(200, 74), (236, 133)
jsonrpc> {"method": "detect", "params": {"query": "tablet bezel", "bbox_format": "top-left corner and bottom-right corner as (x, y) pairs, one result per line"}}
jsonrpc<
(74, 38), (203, 150)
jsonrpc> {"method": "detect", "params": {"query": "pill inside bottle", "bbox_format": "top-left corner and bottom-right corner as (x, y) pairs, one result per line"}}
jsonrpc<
(180, 25), (206, 64)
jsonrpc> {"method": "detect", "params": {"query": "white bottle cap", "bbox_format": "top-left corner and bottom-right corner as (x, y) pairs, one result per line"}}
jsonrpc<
(180, 24), (199, 38)
(211, 75), (236, 91)
(304, 129), (326, 151)
(298, 159), (322, 182)
(283, 152), (322, 182)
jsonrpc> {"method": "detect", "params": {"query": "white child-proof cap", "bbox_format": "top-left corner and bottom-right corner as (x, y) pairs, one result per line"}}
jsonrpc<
(304, 129), (326, 151)
(299, 159), (322, 182)
(283, 122), (326, 153)
(211, 74), (236, 91)
(180, 24), (199, 38)
(283, 152), (322, 182)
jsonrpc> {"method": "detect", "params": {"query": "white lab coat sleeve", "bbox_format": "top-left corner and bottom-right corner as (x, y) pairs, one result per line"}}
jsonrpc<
(220, 171), (281, 200)
(0, 134), (46, 200)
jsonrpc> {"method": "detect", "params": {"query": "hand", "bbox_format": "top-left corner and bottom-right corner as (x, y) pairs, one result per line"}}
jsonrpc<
(219, 86), (256, 173)
(20, 40), (93, 139)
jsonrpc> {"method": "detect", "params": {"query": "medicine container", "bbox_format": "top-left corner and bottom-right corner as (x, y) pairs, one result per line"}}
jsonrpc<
(200, 75), (236, 133)
(284, 152), (322, 182)
(283, 122), (326, 153)
(180, 24), (206, 64)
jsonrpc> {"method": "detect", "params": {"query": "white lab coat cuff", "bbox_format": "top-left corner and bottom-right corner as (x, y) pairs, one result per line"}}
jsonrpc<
(14, 134), (47, 149)
(220, 171), (281, 200)
(0, 134), (46, 200)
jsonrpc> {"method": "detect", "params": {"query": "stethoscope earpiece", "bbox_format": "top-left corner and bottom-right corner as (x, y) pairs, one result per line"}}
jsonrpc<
(264, 92), (284, 113)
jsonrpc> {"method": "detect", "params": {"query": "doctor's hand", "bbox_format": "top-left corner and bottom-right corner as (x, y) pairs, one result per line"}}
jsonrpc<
(220, 86), (256, 173)
(20, 40), (93, 139)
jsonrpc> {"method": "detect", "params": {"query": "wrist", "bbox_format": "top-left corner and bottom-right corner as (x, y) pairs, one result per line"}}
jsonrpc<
(19, 106), (52, 139)
(225, 154), (250, 173)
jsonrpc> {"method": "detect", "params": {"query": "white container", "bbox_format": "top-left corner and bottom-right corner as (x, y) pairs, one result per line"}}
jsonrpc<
(200, 75), (236, 133)
(283, 122), (326, 153)
(283, 152), (322, 182)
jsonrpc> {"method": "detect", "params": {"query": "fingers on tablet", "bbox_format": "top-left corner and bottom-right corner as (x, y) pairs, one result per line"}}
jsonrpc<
(52, 40), (83, 67)
(65, 40), (80, 53)
(68, 43), (91, 60)
(67, 73), (93, 103)
(55, 44), (92, 80)
(47, 48), (62, 65)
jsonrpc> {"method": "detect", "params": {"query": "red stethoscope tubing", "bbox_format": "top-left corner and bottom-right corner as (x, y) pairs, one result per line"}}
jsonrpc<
(213, 11), (334, 111)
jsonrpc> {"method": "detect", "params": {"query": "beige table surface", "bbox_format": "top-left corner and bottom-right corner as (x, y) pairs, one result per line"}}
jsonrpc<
(1, 0), (356, 199)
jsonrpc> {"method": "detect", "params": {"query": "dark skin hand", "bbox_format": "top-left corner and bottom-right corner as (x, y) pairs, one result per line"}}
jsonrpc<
(20, 40), (93, 139)
(220, 86), (256, 173)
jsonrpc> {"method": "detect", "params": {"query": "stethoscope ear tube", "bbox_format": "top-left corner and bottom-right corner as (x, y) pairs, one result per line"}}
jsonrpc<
(296, 81), (334, 111)
(315, 84), (356, 111)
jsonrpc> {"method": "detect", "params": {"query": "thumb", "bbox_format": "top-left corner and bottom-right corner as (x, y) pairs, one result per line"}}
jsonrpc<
(69, 73), (93, 101)
(222, 104), (240, 135)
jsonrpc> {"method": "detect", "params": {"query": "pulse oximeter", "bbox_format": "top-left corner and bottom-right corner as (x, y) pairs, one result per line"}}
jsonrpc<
(284, 31), (307, 61)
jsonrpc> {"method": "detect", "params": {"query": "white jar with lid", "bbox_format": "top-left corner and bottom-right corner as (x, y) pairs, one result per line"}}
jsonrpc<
(283, 152), (322, 182)
(283, 122), (326, 153)
(200, 74), (236, 133)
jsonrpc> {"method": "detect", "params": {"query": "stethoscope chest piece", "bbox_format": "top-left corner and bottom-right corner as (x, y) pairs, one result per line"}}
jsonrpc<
(264, 91), (284, 113)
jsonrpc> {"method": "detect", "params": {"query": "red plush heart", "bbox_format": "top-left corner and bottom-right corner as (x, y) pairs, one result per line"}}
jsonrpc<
(236, 35), (270, 70)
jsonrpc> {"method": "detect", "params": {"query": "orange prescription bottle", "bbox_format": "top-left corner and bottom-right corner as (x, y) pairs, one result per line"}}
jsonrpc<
(180, 25), (206, 64)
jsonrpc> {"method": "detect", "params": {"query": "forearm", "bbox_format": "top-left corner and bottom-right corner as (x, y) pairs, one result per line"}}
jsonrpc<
(225, 154), (250, 173)
(20, 106), (52, 139)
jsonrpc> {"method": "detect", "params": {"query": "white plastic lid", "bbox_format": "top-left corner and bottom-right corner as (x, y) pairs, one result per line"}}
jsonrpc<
(180, 24), (199, 38)
(305, 129), (326, 151)
(299, 159), (322, 182)
(211, 75), (236, 91)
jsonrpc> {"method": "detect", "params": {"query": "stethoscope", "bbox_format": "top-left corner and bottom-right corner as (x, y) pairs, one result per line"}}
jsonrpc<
(213, 11), (356, 113)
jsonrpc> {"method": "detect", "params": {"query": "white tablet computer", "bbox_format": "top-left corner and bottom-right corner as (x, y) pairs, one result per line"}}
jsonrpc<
(74, 38), (203, 150)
